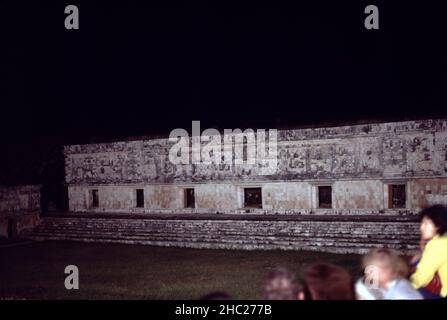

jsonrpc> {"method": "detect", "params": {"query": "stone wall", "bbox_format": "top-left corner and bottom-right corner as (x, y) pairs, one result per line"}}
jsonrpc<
(64, 119), (447, 214)
(195, 184), (240, 210)
(333, 180), (384, 210)
(263, 182), (312, 210)
(65, 119), (447, 184)
(68, 181), (437, 214)
(408, 178), (447, 208)
(0, 185), (41, 238)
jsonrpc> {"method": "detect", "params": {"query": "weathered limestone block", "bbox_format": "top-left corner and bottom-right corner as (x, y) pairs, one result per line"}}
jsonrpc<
(195, 184), (239, 210)
(333, 180), (383, 209)
(0, 185), (41, 238)
(263, 183), (312, 210)
(409, 178), (447, 209)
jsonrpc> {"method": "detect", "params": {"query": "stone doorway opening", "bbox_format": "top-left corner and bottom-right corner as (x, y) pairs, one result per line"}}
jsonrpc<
(7, 219), (16, 239)
(244, 188), (262, 209)
(185, 188), (195, 208)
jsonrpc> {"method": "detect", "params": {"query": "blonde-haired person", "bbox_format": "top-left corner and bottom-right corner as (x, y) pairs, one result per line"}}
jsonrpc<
(355, 248), (422, 300)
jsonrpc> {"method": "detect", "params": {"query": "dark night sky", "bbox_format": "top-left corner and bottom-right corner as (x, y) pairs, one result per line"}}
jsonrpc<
(1, 0), (447, 185)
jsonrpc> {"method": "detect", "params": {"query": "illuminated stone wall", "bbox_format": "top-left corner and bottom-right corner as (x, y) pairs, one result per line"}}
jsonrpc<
(65, 119), (447, 214)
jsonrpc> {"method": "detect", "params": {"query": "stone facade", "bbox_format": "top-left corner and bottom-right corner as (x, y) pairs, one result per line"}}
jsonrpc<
(0, 185), (41, 238)
(64, 119), (447, 215)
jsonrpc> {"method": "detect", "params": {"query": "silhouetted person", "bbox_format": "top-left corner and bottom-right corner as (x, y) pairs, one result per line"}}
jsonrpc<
(262, 268), (303, 300)
(299, 263), (355, 300)
(200, 291), (232, 300)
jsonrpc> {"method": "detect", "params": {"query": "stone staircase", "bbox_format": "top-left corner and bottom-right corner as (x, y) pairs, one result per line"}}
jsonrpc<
(23, 215), (421, 254)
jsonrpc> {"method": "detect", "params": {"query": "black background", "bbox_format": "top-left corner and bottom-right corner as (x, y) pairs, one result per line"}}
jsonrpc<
(1, 1), (446, 202)
(0, 300), (445, 319)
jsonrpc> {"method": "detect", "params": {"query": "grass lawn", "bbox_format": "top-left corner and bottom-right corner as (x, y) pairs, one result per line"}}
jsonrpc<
(0, 241), (362, 299)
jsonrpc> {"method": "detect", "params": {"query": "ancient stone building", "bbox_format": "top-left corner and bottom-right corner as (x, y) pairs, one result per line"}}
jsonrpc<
(26, 120), (447, 254)
(64, 119), (447, 215)
(0, 185), (41, 239)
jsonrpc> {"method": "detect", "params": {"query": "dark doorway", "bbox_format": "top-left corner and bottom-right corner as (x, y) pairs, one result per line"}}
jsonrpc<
(91, 189), (99, 208)
(318, 186), (332, 208)
(389, 184), (406, 208)
(40, 185), (49, 216)
(7, 219), (16, 239)
(244, 188), (262, 208)
(136, 189), (144, 208)
(185, 188), (195, 208)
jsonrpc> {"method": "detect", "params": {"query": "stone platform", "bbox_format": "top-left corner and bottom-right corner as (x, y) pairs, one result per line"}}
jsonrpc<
(23, 212), (421, 254)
